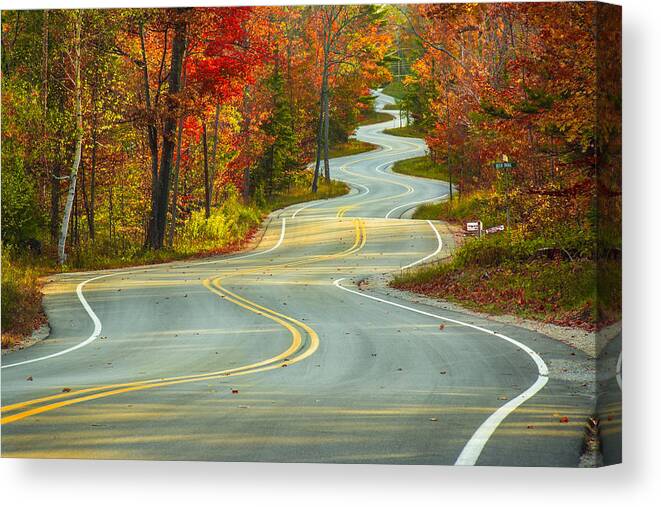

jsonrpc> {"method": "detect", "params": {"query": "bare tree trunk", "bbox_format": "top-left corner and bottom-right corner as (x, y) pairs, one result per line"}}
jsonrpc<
(312, 56), (329, 193)
(80, 144), (91, 240)
(311, 96), (324, 193)
(58, 11), (82, 265)
(42, 10), (60, 246)
(202, 123), (211, 219)
(140, 21), (160, 249)
(323, 84), (331, 182)
(108, 186), (114, 243)
(445, 85), (453, 203)
(89, 117), (96, 240)
(167, 63), (187, 248)
(151, 14), (187, 249)
(41, 9), (50, 198)
(209, 101), (221, 204)
(82, 91), (97, 241)
(50, 165), (60, 244)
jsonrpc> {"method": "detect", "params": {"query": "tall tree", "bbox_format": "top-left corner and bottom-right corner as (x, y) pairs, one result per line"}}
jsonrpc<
(147, 9), (189, 249)
(57, 10), (83, 264)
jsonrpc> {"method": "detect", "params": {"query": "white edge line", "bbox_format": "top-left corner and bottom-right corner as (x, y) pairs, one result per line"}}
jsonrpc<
(401, 220), (443, 270)
(2, 218), (287, 369)
(2, 273), (110, 369)
(292, 199), (323, 218)
(293, 181), (370, 219)
(332, 278), (548, 466)
(385, 193), (448, 219)
(189, 217), (286, 265)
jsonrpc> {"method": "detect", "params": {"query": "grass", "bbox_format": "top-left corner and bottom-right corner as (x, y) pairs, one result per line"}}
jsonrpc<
(413, 190), (501, 222)
(358, 110), (393, 126)
(328, 139), (375, 158)
(392, 256), (607, 330)
(381, 80), (406, 100)
(382, 103), (400, 111)
(266, 173), (349, 211)
(391, 217), (614, 330)
(383, 124), (427, 138)
(392, 155), (449, 182)
(1, 250), (47, 348)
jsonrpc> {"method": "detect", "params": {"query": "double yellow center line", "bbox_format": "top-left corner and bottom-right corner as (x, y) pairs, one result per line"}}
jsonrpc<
(1, 219), (366, 425)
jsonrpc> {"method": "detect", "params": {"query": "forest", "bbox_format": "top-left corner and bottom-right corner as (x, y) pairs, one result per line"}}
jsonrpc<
(1, 3), (621, 343)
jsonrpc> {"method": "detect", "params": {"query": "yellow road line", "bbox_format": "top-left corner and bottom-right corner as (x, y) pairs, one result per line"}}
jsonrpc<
(336, 167), (413, 218)
(2, 221), (364, 415)
(2, 220), (365, 424)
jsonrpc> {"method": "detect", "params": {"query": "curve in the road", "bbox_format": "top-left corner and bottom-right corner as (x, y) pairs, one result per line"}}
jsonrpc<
(332, 277), (549, 466)
(2, 91), (571, 467)
(1, 220), (366, 424)
(1, 217), (289, 370)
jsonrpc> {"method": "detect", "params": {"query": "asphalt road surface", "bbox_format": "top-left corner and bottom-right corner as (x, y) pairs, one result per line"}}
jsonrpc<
(1, 92), (618, 466)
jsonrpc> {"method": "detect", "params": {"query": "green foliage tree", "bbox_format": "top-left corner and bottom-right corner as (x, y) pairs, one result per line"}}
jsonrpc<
(252, 64), (301, 200)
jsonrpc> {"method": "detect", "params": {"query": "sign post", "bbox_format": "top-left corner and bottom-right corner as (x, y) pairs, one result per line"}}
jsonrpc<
(494, 156), (516, 230)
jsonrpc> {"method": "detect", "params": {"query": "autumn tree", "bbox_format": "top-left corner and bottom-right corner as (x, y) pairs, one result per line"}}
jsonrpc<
(309, 4), (390, 192)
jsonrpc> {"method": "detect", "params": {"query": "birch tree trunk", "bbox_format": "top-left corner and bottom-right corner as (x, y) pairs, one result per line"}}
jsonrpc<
(58, 11), (82, 265)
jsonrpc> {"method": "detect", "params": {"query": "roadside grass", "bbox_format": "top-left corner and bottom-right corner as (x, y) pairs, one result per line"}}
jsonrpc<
(266, 173), (349, 211)
(391, 219), (611, 330)
(392, 155), (449, 182)
(1, 250), (47, 348)
(328, 139), (374, 158)
(413, 190), (504, 224)
(382, 103), (400, 110)
(358, 110), (393, 126)
(392, 256), (607, 330)
(381, 80), (406, 100)
(383, 124), (427, 138)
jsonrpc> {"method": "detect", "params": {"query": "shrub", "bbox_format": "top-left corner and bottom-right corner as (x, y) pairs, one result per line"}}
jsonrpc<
(178, 189), (261, 253)
(1, 248), (45, 346)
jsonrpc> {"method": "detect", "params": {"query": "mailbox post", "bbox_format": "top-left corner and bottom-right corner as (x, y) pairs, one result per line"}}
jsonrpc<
(465, 220), (483, 238)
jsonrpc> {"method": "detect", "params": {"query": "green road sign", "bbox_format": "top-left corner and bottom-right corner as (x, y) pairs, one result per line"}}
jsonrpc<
(494, 161), (517, 170)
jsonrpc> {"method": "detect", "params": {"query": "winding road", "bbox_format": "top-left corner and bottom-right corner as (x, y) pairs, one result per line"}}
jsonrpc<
(1, 92), (609, 466)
